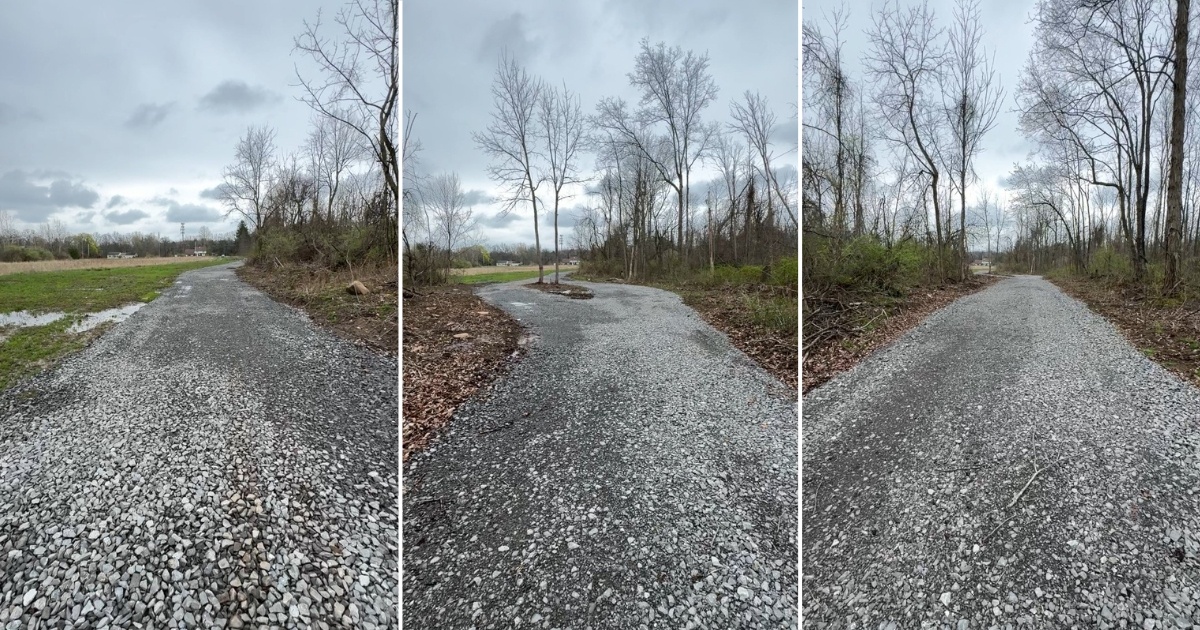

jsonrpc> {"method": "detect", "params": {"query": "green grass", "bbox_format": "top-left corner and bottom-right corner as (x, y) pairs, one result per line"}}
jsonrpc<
(743, 293), (800, 334)
(0, 259), (229, 313)
(0, 318), (99, 391)
(0, 258), (229, 391)
(455, 270), (546, 285)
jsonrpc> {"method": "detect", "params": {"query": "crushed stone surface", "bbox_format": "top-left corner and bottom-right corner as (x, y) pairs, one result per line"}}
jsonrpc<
(0, 262), (398, 629)
(403, 278), (798, 629)
(803, 275), (1200, 629)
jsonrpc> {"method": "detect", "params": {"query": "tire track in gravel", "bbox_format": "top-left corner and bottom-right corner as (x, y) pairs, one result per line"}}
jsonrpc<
(403, 278), (798, 629)
(803, 275), (1200, 629)
(0, 262), (397, 629)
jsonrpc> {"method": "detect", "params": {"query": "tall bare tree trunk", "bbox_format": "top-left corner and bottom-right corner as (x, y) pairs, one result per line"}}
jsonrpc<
(1165, 0), (1190, 294)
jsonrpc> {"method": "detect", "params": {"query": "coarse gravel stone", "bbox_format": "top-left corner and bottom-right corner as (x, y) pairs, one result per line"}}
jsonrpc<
(403, 277), (798, 629)
(0, 262), (398, 629)
(803, 275), (1200, 628)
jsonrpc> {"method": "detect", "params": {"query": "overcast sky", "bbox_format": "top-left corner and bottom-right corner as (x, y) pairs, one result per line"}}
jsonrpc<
(404, 0), (799, 247)
(804, 0), (1040, 220)
(0, 1), (348, 241)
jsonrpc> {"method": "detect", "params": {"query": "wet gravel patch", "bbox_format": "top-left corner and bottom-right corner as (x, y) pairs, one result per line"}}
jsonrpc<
(403, 278), (798, 629)
(0, 262), (398, 629)
(803, 275), (1200, 628)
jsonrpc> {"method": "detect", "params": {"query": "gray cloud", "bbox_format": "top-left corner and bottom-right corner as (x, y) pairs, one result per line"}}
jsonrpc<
(165, 202), (223, 223)
(0, 102), (40, 125)
(479, 211), (522, 229)
(105, 209), (150, 225)
(49, 179), (100, 207)
(199, 186), (225, 200)
(463, 189), (493, 206)
(198, 80), (280, 114)
(476, 13), (541, 65)
(125, 102), (176, 128)
(105, 195), (126, 209)
(0, 170), (100, 221)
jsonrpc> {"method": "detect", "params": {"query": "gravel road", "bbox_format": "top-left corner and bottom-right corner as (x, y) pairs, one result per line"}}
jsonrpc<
(803, 275), (1200, 628)
(0, 262), (398, 629)
(403, 279), (798, 629)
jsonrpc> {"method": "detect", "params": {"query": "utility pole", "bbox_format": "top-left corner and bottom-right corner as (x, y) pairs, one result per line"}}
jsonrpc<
(180, 223), (185, 256)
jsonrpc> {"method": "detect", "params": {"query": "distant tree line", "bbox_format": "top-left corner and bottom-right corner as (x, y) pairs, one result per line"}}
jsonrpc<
(403, 38), (798, 286)
(0, 214), (248, 261)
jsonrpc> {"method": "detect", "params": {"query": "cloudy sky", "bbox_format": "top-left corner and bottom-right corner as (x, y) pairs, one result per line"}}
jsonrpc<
(804, 0), (1040, 216)
(404, 0), (799, 247)
(0, 1), (351, 241)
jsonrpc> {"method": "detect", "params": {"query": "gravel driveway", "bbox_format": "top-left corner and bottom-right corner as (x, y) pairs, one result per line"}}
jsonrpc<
(403, 279), (798, 629)
(803, 275), (1200, 628)
(0, 262), (398, 629)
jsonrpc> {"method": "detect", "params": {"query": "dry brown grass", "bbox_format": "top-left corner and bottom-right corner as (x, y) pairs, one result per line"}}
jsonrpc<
(0, 257), (227, 276)
(451, 264), (578, 276)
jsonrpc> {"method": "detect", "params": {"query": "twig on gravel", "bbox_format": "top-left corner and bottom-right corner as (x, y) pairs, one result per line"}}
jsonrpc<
(935, 463), (994, 473)
(1006, 458), (1067, 509)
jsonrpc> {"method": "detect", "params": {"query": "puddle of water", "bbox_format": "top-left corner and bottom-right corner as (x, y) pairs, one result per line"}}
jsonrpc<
(0, 311), (67, 328)
(509, 302), (534, 309)
(0, 303), (147, 335)
(68, 304), (144, 333)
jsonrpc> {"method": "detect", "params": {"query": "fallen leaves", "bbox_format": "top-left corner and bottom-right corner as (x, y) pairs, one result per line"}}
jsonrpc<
(802, 276), (1001, 394)
(1050, 276), (1200, 388)
(679, 286), (798, 391)
(402, 285), (523, 460)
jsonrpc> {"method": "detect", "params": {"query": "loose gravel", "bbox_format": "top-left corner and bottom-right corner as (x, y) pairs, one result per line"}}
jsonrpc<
(0, 262), (398, 629)
(803, 275), (1200, 628)
(403, 279), (798, 629)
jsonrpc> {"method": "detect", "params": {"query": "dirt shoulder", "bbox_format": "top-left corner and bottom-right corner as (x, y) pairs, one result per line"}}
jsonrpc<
(401, 284), (523, 460)
(1049, 275), (1200, 388)
(236, 262), (397, 355)
(803, 274), (1002, 394)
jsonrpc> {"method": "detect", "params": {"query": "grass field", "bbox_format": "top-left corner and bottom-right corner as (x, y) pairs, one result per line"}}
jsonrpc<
(0, 256), (234, 276)
(0, 257), (232, 390)
(452, 265), (577, 285)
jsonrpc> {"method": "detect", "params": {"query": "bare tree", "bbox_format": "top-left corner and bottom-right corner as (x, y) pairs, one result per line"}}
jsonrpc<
(474, 52), (547, 281)
(1165, 0), (1190, 292)
(730, 91), (797, 231)
(307, 112), (365, 223)
(867, 0), (949, 265)
(625, 39), (720, 250)
(0, 210), (14, 245)
(944, 0), (1003, 278)
(426, 172), (475, 270)
(219, 125), (278, 250)
(537, 82), (586, 283)
(294, 0), (398, 217)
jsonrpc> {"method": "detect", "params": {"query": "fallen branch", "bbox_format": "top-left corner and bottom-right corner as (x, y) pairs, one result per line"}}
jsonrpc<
(1006, 458), (1067, 509)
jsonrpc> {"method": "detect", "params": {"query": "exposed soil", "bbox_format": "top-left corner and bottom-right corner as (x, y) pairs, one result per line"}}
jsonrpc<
(1049, 275), (1200, 388)
(236, 262), (398, 355)
(802, 274), (1003, 394)
(524, 281), (594, 299)
(401, 284), (523, 460)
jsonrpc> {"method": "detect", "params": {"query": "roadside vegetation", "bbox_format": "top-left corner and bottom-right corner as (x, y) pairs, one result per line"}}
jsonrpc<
(802, 1), (1005, 392)
(211, 0), (398, 353)
(993, 0), (1199, 387)
(0, 258), (230, 390)
(401, 37), (798, 456)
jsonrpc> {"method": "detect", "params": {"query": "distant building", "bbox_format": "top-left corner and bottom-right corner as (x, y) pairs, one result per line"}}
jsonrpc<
(106, 252), (136, 259)
(496, 260), (520, 267)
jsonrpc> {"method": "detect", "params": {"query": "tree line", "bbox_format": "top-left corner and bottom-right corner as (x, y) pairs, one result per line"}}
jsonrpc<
(805, 0), (1199, 297)
(403, 38), (798, 286)
(216, 0), (398, 273)
(0, 215), (249, 261)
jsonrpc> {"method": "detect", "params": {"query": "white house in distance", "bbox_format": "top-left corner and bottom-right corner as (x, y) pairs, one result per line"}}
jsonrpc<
(106, 252), (137, 259)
